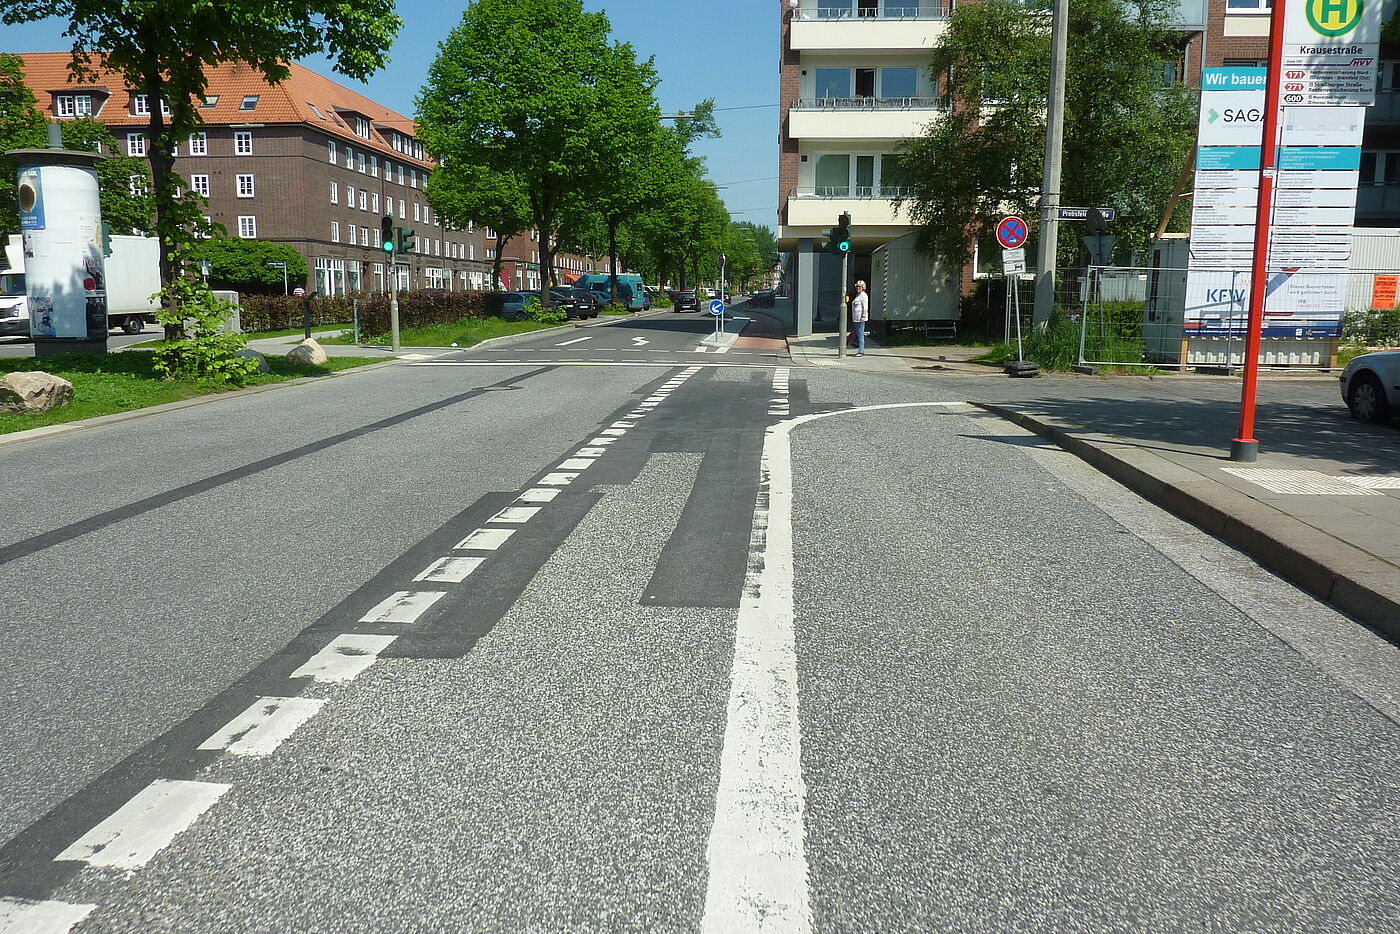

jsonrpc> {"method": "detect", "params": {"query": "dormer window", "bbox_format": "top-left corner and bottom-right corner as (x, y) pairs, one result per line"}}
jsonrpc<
(239, 95), (259, 111)
(308, 102), (326, 120)
(131, 95), (171, 117)
(54, 93), (94, 118)
(354, 116), (370, 139)
(201, 95), (218, 109)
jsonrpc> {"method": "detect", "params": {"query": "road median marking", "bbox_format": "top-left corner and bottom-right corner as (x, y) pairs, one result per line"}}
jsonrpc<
(55, 780), (230, 870)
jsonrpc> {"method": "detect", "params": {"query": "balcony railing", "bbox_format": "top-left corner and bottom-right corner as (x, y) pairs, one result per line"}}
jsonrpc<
(793, 185), (914, 199)
(792, 2), (948, 20)
(793, 96), (944, 111)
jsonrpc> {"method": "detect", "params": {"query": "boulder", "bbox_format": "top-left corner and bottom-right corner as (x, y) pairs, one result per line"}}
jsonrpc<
(286, 339), (328, 366)
(236, 348), (270, 373)
(0, 371), (74, 414)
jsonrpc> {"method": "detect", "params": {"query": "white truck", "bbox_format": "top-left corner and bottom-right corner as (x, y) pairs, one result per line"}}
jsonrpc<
(869, 232), (962, 333)
(0, 233), (161, 337)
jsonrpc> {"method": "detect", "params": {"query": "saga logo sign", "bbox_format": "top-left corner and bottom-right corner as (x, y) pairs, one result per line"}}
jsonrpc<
(1305, 0), (1363, 37)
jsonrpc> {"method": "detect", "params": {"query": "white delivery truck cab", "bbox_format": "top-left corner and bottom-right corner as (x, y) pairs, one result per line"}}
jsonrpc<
(1, 233), (162, 336)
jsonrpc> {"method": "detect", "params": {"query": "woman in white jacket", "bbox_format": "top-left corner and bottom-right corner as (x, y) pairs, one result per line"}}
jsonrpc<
(850, 280), (869, 356)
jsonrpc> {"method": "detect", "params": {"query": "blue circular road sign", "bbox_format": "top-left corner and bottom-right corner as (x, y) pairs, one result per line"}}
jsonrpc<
(710, 300), (725, 316)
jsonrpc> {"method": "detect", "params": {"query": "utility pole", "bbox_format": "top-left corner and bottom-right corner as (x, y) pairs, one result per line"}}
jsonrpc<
(1033, 0), (1068, 325)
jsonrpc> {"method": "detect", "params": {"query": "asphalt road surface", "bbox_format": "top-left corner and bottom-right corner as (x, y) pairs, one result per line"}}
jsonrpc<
(1, 309), (1396, 933)
(0, 329), (156, 358)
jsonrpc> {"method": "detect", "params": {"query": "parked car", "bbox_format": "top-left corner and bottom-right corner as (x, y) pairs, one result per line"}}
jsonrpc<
(674, 290), (697, 311)
(752, 289), (776, 308)
(1340, 349), (1399, 423)
(548, 287), (598, 320)
(499, 291), (533, 321)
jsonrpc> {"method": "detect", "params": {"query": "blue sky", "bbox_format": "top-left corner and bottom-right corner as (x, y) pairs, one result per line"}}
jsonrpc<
(1, 0), (780, 230)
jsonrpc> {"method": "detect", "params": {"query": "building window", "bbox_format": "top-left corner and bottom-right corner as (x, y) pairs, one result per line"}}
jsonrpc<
(132, 94), (149, 115)
(330, 181), (338, 204)
(357, 150), (366, 173)
(361, 226), (371, 245)
(54, 93), (94, 118)
(201, 95), (218, 109)
(234, 131), (253, 155)
(434, 239), (441, 256)
(373, 262), (384, 292)
(345, 146), (354, 169)
(397, 164), (405, 185)
(309, 102), (326, 120)
(399, 198), (406, 219)
(331, 221), (340, 243)
(358, 189), (367, 211)
(237, 215), (256, 238)
(191, 174), (210, 197)
(348, 223), (357, 246)
(469, 244), (476, 261)
(413, 202), (421, 221)
(328, 139), (337, 163)
(236, 174), (255, 197)
(410, 169), (418, 188)
(371, 155), (379, 178)
(128, 174), (148, 196)
(239, 95), (259, 111)
(346, 184), (355, 206)
(188, 132), (207, 155)
(371, 192), (380, 213)
(1226, 0), (1271, 8)
(486, 227), (497, 239)
(126, 133), (146, 156)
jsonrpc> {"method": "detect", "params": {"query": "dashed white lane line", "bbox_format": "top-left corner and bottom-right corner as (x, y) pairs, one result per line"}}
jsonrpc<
(198, 697), (326, 757)
(490, 505), (542, 523)
(359, 590), (446, 624)
(611, 421), (637, 429)
(600, 428), (627, 437)
(590, 436), (619, 445)
(414, 555), (487, 583)
(55, 780), (231, 871)
(575, 447), (606, 457)
(553, 458), (593, 471)
(0, 898), (95, 934)
(555, 336), (594, 346)
(291, 634), (398, 682)
(455, 528), (514, 550)
(519, 487), (562, 502)
(540, 471), (580, 485)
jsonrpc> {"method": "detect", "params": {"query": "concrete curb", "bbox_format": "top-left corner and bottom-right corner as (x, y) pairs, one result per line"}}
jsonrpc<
(0, 357), (400, 449)
(973, 402), (1400, 637)
(574, 309), (673, 328)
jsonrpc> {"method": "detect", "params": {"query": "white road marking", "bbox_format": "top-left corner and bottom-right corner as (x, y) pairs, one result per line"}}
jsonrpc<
(519, 487), (563, 502)
(414, 555), (487, 582)
(589, 437), (618, 446)
(0, 899), (95, 934)
(455, 527), (514, 550)
(611, 421), (636, 428)
(558, 458), (594, 471)
(645, 395), (667, 402)
(600, 428), (627, 437)
(1340, 474), (1400, 489)
(632, 337), (650, 345)
(540, 472), (580, 485)
(291, 634), (397, 682)
(411, 362), (779, 369)
(556, 336), (594, 346)
(703, 401), (967, 934)
(56, 780), (231, 870)
(575, 447), (606, 457)
(198, 697), (325, 756)
(490, 505), (542, 523)
(359, 590), (446, 624)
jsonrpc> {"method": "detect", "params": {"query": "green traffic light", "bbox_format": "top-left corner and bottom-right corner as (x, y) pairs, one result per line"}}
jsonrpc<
(383, 239), (394, 253)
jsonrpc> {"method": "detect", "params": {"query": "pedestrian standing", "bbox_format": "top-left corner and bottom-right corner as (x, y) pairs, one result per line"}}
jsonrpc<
(850, 280), (869, 356)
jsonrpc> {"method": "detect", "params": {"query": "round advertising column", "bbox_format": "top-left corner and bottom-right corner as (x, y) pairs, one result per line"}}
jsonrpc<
(8, 146), (109, 356)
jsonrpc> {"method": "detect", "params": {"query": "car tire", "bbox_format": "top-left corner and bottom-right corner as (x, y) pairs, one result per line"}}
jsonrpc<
(1349, 372), (1392, 424)
(121, 315), (144, 334)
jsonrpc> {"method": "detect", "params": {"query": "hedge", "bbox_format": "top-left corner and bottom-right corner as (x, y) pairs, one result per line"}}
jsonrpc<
(238, 291), (505, 335)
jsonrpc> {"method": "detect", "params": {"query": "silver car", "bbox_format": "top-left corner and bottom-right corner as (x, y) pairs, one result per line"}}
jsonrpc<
(1340, 349), (1399, 424)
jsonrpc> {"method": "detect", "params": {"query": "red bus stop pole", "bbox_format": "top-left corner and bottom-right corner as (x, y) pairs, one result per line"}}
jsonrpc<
(1231, 0), (1288, 463)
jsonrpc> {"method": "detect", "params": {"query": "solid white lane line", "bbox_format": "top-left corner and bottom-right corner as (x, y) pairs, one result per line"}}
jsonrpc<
(575, 447), (606, 457)
(414, 555), (487, 583)
(558, 458), (594, 471)
(291, 634), (397, 682)
(519, 487), (563, 502)
(455, 528), (514, 550)
(0, 899), (95, 934)
(555, 336), (594, 346)
(490, 505), (542, 523)
(359, 590), (446, 624)
(540, 472), (580, 485)
(56, 780), (231, 870)
(702, 401), (968, 933)
(198, 697), (325, 757)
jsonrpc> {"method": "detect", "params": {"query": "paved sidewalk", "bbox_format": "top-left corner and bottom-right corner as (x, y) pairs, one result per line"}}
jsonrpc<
(976, 393), (1400, 634)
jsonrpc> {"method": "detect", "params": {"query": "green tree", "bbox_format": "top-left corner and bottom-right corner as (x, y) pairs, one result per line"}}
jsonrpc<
(0, 52), (45, 234)
(898, 0), (1195, 270)
(418, 0), (666, 314)
(188, 237), (307, 293)
(0, 0), (402, 300)
(60, 117), (154, 234)
(425, 162), (530, 290)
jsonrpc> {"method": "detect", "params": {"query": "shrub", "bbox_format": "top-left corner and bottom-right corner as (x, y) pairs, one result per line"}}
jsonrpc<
(523, 297), (566, 326)
(650, 293), (672, 309)
(152, 280), (259, 385)
(238, 290), (503, 336)
(1342, 307), (1400, 347)
(601, 301), (628, 316)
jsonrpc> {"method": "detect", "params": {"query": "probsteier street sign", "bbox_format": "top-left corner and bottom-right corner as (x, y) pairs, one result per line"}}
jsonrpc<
(1280, 0), (1379, 106)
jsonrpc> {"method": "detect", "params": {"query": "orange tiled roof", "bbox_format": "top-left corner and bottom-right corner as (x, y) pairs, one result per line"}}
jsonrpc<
(17, 52), (431, 166)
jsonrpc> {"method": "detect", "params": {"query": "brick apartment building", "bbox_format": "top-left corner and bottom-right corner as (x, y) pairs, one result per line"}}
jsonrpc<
(16, 53), (597, 296)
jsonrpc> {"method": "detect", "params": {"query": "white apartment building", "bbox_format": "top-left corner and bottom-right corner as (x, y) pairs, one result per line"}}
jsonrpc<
(777, 0), (949, 333)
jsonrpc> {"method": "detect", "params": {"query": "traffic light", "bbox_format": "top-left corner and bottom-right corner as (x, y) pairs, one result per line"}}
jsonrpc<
(381, 215), (395, 253)
(828, 212), (852, 255)
(396, 227), (416, 253)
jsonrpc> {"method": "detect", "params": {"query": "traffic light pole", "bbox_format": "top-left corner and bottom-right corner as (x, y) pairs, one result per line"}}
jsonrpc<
(838, 251), (849, 359)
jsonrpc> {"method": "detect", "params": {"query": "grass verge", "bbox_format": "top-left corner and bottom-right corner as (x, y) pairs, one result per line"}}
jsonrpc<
(1, 351), (388, 435)
(128, 323), (348, 349)
(327, 316), (557, 348)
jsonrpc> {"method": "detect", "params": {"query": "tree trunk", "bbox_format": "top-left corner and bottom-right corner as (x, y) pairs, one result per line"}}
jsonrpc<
(493, 234), (510, 289)
(142, 73), (183, 340)
(608, 215), (620, 303)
